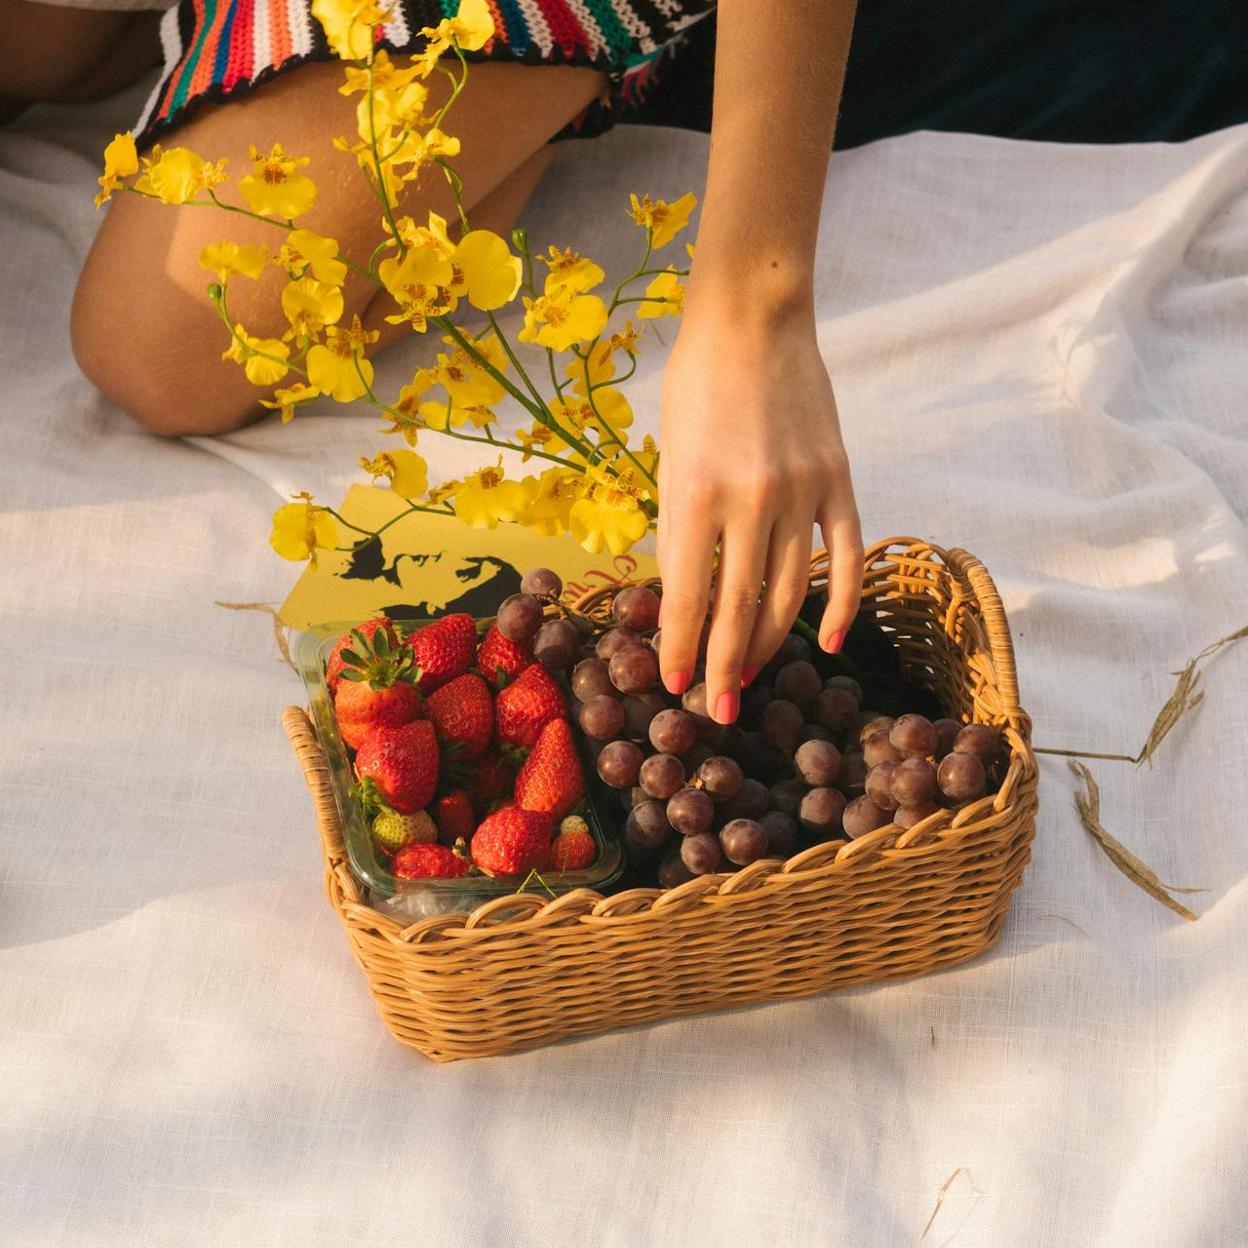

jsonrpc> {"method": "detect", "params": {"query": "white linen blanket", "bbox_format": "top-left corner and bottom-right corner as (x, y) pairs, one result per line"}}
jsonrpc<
(1, 80), (1246, 1247)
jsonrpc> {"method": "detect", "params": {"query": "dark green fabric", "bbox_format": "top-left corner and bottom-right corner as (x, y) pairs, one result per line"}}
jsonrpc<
(633, 2), (1248, 146)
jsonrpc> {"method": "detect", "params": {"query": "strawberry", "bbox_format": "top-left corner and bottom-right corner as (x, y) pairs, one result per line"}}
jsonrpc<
(471, 807), (553, 876)
(476, 623), (531, 688)
(326, 617), (397, 694)
(425, 672), (493, 760)
(433, 789), (475, 844)
(469, 746), (515, 807)
(355, 719), (440, 815)
(407, 613), (477, 694)
(550, 817), (596, 871)
(372, 809), (436, 852)
(333, 626), (423, 750)
(494, 663), (565, 748)
(514, 718), (584, 819)
(392, 842), (470, 879)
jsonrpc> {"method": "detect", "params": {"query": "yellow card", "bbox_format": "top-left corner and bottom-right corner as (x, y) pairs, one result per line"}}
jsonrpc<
(279, 484), (657, 629)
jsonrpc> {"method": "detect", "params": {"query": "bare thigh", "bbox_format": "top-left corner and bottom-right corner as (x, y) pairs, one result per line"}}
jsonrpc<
(71, 59), (604, 434)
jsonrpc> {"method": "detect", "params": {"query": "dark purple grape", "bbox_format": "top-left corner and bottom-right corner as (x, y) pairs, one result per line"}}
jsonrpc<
(772, 633), (813, 668)
(680, 831), (723, 874)
(667, 786), (715, 835)
(680, 742), (715, 775)
(496, 592), (543, 643)
(889, 714), (938, 760)
(857, 714), (894, 745)
(837, 751), (868, 797)
(953, 724), (1002, 767)
(799, 786), (847, 836)
(768, 778), (808, 818)
(718, 778), (770, 822)
(578, 694), (627, 741)
(795, 738), (842, 786)
(612, 585), (661, 632)
(571, 657), (615, 701)
(864, 761), (900, 811)
(775, 660), (821, 711)
(726, 730), (787, 781)
(823, 675), (863, 707)
(894, 802), (939, 830)
(937, 751), (986, 802)
(520, 566), (562, 598)
(889, 757), (938, 807)
(657, 851), (695, 889)
(842, 795), (890, 838)
(761, 698), (803, 752)
(609, 644), (659, 694)
(814, 687), (858, 733)
(639, 753), (686, 800)
(720, 818), (768, 866)
(596, 627), (641, 661)
(681, 681), (712, 727)
(798, 723), (837, 745)
(622, 691), (667, 740)
(697, 755), (744, 801)
(649, 708), (697, 755)
(627, 798), (673, 847)
(933, 718), (963, 760)
(532, 617), (580, 671)
(740, 684), (776, 727)
(863, 731), (902, 768)
(760, 810), (798, 857)
(597, 739), (644, 788)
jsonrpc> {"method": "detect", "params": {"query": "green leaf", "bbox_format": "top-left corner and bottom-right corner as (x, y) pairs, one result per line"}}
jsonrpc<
(339, 669), (367, 682)
(339, 648), (366, 669)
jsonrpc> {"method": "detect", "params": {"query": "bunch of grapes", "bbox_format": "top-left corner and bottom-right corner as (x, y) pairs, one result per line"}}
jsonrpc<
(570, 599), (1006, 888)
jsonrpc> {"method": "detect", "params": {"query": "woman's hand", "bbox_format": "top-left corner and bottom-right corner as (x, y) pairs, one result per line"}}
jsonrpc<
(657, 298), (863, 724)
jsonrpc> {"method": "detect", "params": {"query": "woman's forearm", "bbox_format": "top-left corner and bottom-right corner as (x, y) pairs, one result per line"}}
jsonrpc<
(686, 0), (857, 321)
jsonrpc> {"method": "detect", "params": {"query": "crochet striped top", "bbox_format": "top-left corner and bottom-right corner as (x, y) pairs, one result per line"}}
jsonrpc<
(135, 0), (716, 147)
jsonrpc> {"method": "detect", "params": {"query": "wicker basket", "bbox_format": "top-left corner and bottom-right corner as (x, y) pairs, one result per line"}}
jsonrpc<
(283, 537), (1037, 1062)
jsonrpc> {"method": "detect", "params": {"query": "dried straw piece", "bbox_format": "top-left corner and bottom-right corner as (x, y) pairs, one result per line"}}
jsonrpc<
(915, 1168), (966, 1245)
(216, 600), (297, 672)
(1067, 761), (1199, 922)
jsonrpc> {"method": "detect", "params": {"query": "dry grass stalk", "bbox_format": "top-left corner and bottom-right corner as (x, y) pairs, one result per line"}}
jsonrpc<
(1067, 761), (1199, 922)
(215, 601), (297, 672)
(915, 1168), (966, 1245)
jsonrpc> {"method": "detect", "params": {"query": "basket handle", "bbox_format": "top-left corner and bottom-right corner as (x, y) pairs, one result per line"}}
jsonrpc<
(942, 547), (1022, 719)
(282, 706), (349, 867)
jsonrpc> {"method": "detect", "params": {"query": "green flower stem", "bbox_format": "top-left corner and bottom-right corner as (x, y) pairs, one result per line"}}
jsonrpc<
(579, 351), (656, 487)
(545, 348), (568, 401)
(366, 46), (406, 258)
(329, 498), (456, 553)
(435, 157), (470, 233)
(608, 227), (654, 315)
(213, 288), (309, 379)
(614, 295), (675, 307)
(431, 44), (469, 133)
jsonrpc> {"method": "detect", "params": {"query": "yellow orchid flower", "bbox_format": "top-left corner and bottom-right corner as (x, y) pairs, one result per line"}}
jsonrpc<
(222, 324), (290, 386)
(197, 241), (267, 282)
(306, 314), (378, 401)
(637, 269), (684, 319)
(311, 0), (381, 60)
(421, 0), (495, 52)
(451, 461), (528, 529)
(566, 338), (617, 395)
(453, 230), (522, 311)
(520, 467), (585, 537)
(379, 244), (454, 331)
(260, 382), (320, 423)
(418, 399), (494, 430)
(628, 192), (697, 249)
(569, 466), (651, 555)
(138, 146), (227, 204)
(278, 229), (347, 285)
(270, 492), (338, 565)
(538, 246), (605, 296)
(431, 337), (507, 409)
(280, 278), (344, 341)
(388, 127), (461, 177)
(95, 131), (139, 206)
(360, 449), (429, 499)
(518, 288), (608, 352)
(239, 144), (316, 219)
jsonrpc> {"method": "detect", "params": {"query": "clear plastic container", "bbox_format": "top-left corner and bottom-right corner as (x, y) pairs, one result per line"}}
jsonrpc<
(295, 621), (625, 918)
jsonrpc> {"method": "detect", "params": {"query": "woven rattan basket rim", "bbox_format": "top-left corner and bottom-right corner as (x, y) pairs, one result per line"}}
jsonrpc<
(283, 537), (1036, 947)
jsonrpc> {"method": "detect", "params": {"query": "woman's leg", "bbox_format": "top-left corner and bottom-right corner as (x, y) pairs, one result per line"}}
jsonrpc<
(71, 60), (602, 435)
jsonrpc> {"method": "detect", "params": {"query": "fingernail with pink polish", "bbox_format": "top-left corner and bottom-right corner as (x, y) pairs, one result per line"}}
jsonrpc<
(665, 669), (691, 696)
(823, 629), (846, 654)
(741, 666), (760, 688)
(714, 691), (739, 724)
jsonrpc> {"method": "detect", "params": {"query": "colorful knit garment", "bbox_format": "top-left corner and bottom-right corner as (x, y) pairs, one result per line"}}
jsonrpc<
(135, 0), (715, 147)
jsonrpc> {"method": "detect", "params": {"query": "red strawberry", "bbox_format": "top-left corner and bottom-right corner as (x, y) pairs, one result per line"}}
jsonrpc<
(514, 718), (584, 819)
(355, 719), (440, 814)
(469, 746), (515, 806)
(471, 807), (553, 876)
(425, 672), (493, 760)
(433, 789), (475, 844)
(550, 818), (596, 871)
(408, 613), (477, 694)
(476, 623), (531, 688)
(392, 842), (470, 879)
(326, 617), (396, 694)
(495, 663), (565, 748)
(333, 626), (423, 750)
